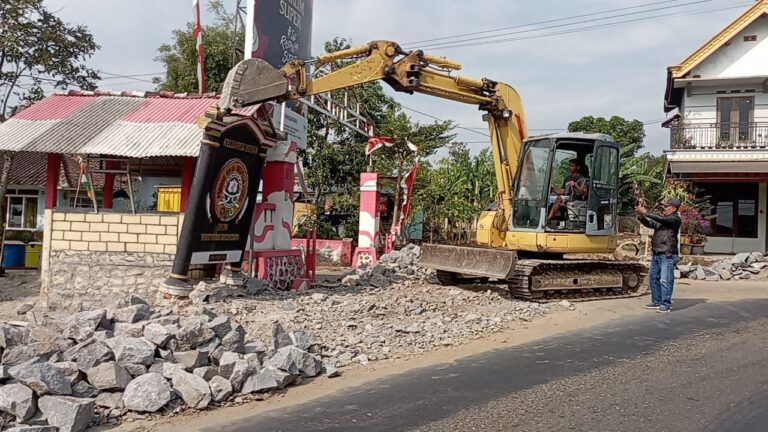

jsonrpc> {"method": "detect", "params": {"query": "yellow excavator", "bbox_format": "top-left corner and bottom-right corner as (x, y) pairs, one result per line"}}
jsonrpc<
(218, 40), (646, 301)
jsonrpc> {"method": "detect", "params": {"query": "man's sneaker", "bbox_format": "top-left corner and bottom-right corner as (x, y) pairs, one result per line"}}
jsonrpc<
(644, 303), (660, 310)
(656, 304), (671, 313)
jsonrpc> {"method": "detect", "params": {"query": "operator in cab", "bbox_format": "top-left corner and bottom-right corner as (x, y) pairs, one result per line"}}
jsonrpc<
(546, 159), (588, 224)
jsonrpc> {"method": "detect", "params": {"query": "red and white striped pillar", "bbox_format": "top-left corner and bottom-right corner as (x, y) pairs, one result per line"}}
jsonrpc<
(353, 172), (381, 267)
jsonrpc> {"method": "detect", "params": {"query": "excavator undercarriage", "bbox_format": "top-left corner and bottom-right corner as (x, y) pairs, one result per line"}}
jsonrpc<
(421, 244), (647, 302)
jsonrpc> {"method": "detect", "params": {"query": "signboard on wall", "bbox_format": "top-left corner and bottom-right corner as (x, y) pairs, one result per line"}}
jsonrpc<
(245, 0), (313, 148)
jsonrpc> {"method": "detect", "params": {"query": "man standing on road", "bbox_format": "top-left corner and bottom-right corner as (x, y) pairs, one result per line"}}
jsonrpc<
(636, 198), (682, 313)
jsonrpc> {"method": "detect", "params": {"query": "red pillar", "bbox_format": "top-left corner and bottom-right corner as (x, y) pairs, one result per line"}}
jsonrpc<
(102, 161), (115, 209)
(180, 157), (196, 212)
(45, 153), (61, 209)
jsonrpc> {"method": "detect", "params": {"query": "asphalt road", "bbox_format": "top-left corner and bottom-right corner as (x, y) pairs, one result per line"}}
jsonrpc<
(202, 298), (768, 432)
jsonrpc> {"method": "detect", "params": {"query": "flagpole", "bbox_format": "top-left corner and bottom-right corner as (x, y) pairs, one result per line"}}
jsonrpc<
(193, 0), (206, 94)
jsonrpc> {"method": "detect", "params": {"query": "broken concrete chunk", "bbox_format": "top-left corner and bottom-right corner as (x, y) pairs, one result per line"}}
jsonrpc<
(71, 381), (99, 398)
(0, 365), (10, 381)
(95, 392), (124, 410)
(242, 366), (295, 393)
(5, 426), (59, 432)
(1, 323), (29, 348)
(217, 352), (242, 379)
(227, 360), (256, 393)
(271, 322), (293, 350)
(52, 361), (81, 385)
(174, 350), (208, 371)
(160, 362), (184, 380)
(38, 395), (95, 432)
(243, 341), (267, 354)
(129, 294), (148, 306)
(0, 382), (37, 422)
(267, 346), (322, 377)
(193, 366), (218, 381)
(221, 328), (245, 353)
(171, 370), (211, 409)
(112, 304), (151, 324)
(62, 309), (107, 341)
(175, 318), (215, 349)
(208, 375), (233, 402)
(289, 330), (319, 352)
(206, 316), (232, 339)
(113, 322), (146, 338)
(87, 361), (133, 390)
(2, 345), (39, 366)
(324, 363), (340, 378)
(143, 323), (172, 347)
(12, 362), (72, 396)
(122, 373), (172, 413)
(63, 339), (114, 372)
(106, 337), (155, 366)
(123, 363), (148, 377)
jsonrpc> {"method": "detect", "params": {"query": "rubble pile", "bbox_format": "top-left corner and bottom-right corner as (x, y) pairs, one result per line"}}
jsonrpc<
(678, 252), (767, 281)
(201, 245), (567, 368)
(0, 295), (326, 431)
(0, 244), (573, 430)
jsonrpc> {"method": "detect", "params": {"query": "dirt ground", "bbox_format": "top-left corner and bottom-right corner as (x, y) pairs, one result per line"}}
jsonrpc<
(0, 270), (40, 321)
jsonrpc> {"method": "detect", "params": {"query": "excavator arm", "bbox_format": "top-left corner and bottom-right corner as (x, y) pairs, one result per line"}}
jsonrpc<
(218, 40), (527, 232)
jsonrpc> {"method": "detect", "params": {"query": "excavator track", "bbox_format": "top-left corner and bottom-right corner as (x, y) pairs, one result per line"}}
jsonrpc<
(508, 259), (647, 302)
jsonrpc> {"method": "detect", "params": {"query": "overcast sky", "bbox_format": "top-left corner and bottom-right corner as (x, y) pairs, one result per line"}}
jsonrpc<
(43, 0), (755, 156)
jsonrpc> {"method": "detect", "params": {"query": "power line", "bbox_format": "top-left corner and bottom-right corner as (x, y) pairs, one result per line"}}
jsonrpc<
(97, 71), (155, 84)
(403, 0), (690, 46)
(400, 104), (492, 137)
(409, 0), (713, 50)
(409, 2), (747, 51)
(99, 72), (163, 81)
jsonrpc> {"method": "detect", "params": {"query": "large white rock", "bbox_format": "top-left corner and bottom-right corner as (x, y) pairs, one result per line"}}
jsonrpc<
(122, 373), (172, 413)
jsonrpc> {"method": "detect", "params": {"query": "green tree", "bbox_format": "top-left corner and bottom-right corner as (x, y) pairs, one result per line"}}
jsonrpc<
(154, 0), (243, 93)
(412, 145), (497, 243)
(303, 38), (400, 201)
(0, 0), (100, 269)
(372, 109), (454, 226)
(567, 115), (646, 157)
(0, 0), (100, 120)
(567, 115), (661, 212)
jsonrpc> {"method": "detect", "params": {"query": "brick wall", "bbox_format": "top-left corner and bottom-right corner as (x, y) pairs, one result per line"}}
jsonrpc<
(50, 212), (180, 255)
(42, 211), (183, 309)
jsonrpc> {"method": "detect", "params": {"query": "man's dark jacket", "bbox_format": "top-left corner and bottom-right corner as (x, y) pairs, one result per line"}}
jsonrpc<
(638, 212), (682, 255)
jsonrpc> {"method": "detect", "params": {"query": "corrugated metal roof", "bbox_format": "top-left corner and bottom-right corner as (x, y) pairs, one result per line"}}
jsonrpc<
(0, 91), (239, 158)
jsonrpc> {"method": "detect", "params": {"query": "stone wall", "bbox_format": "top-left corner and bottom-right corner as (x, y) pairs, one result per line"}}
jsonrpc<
(42, 211), (182, 309)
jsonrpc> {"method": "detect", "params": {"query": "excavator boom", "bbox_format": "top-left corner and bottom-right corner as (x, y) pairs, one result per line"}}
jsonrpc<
(219, 41), (526, 226)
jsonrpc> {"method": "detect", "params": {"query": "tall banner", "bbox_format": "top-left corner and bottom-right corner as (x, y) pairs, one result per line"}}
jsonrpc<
(245, 0), (312, 148)
(164, 115), (277, 293)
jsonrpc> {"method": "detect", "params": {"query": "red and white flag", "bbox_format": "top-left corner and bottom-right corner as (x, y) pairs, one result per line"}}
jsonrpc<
(396, 161), (419, 233)
(365, 136), (396, 155)
(193, 0), (206, 94)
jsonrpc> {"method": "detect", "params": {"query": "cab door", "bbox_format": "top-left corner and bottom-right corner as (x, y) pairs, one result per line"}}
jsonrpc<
(586, 142), (619, 236)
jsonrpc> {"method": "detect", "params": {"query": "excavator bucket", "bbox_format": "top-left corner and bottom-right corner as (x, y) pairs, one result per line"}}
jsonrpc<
(219, 58), (289, 112)
(419, 244), (518, 279)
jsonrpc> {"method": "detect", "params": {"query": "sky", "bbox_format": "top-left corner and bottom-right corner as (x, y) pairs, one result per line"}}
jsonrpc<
(41, 0), (757, 156)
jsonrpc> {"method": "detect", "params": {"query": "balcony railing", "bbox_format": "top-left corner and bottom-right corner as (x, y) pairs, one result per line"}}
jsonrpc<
(669, 122), (768, 150)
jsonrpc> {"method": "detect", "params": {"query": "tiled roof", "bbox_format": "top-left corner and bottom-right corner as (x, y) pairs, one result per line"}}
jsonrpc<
(0, 90), (259, 158)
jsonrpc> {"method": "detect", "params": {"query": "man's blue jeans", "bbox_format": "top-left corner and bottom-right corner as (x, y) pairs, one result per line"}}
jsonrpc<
(649, 253), (679, 307)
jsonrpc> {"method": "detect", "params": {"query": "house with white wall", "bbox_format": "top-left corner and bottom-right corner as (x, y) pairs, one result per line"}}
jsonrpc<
(663, 0), (768, 254)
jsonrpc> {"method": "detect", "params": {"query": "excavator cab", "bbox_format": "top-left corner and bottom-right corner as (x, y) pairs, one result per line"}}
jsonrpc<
(511, 133), (619, 236)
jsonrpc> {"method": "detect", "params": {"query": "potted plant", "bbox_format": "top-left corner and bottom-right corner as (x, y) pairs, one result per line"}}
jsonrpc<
(659, 178), (712, 255)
